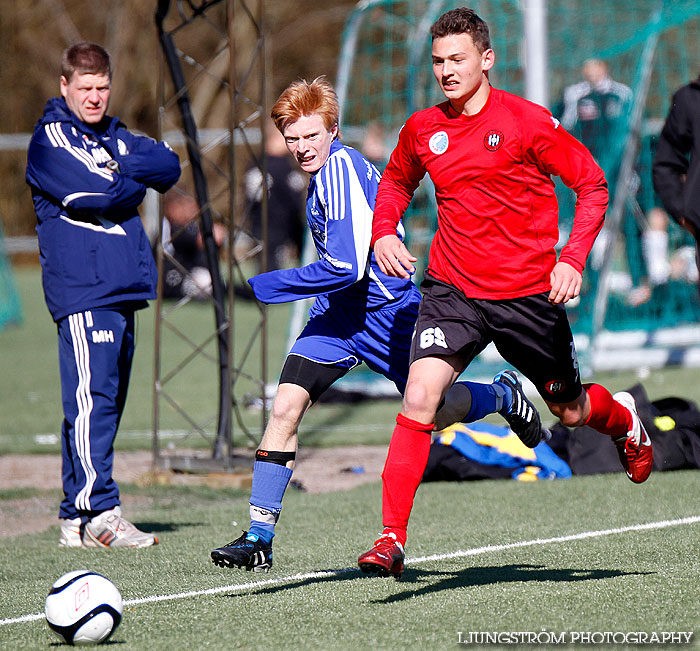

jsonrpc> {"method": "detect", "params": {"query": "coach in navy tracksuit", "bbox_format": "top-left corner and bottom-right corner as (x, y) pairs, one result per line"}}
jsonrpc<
(25, 42), (180, 548)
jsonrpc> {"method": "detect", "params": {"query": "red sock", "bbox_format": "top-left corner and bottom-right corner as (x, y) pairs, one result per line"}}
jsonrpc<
(381, 413), (434, 547)
(583, 383), (632, 438)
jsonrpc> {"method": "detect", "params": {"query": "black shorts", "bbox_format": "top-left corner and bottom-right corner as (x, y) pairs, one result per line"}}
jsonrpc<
(411, 273), (583, 403)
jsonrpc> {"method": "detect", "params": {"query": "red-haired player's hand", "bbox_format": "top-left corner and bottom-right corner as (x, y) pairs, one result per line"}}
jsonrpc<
(549, 261), (582, 304)
(373, 234), (417, 278)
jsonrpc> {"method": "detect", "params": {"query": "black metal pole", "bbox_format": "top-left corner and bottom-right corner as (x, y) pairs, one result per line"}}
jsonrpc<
(155, 0), (231, 459)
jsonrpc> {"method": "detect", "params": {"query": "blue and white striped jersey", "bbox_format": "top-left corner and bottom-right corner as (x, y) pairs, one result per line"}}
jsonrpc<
(249, 139), (415, 310)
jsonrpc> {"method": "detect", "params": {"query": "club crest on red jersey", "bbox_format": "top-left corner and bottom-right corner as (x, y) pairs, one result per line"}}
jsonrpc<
(483, 130), (504, 151)
(429, 131), (449, 155)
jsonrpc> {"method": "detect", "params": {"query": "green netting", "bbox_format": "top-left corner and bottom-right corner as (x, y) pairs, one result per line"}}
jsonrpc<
(0, 219), (23, 331)
(336, 0), (700, 344)
(546, 0), (700, 334)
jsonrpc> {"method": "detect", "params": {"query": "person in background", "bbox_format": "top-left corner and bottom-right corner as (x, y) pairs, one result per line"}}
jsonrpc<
(628, 207), (672, 306)
(555, 59), (633, 270)
(25, 42), (180, 548)
(244, 119), (306, 272)
(653, 75), (700, 301)
(361, 121), (390, 170)
(161, 190), (226, 300)
(556, 58), (632, 166)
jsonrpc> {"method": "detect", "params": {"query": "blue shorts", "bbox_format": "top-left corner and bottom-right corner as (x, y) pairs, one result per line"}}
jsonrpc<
(289, 286), (421, 394)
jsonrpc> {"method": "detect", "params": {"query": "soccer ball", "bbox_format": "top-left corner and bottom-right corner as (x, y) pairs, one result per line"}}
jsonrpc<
(45, 570), (123, 645)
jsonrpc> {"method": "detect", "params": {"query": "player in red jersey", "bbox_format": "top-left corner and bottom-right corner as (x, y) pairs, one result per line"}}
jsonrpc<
(357, 7), (653, 579)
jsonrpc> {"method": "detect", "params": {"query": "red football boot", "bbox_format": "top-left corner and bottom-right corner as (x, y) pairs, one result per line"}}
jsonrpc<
(612, 391), (654, 483)
(358, 532), (405, 579)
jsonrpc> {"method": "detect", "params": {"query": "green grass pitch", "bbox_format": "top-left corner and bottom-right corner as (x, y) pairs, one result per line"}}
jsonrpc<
(0, 474), (699, 648)
(1, 267), (699, 648)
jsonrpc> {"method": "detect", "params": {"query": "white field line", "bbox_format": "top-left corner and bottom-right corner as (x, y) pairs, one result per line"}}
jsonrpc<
(2, 514), (699, 627)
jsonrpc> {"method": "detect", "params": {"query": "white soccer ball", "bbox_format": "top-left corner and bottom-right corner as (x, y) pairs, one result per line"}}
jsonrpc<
(45, 570), (123, 645)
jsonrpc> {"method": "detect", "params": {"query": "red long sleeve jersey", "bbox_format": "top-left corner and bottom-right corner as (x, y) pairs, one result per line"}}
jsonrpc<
(372, 88), (608, 299)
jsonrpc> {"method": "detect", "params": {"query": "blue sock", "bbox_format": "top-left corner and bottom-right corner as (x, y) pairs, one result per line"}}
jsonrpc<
(460, 381), (512, 422)
(247, 522), (276, 544)
(248, 460), (293, 544)
(495, 381), (514, 415)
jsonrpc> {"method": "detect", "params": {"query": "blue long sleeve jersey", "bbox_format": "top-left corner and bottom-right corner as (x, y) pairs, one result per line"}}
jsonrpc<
(26, 97), (181, 321)
(248, 140), (415, 310)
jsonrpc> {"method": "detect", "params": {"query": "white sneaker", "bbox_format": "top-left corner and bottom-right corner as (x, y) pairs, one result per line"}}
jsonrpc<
(58, 517), (84, 548)
(83, 506), (158, 548)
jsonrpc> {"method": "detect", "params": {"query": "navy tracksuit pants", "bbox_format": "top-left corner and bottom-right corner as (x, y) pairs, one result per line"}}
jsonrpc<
(57, 308), (135, 519)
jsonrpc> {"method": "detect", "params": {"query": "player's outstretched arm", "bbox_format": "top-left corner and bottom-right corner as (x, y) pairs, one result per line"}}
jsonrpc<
(373, 234), (417, 279)
(549, 261), (582, 305)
